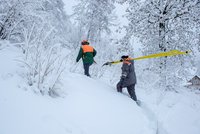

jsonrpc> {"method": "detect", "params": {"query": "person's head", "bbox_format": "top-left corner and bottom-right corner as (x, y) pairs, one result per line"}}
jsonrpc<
(81, 40), (89, 45)
(120, 55), (129, 61)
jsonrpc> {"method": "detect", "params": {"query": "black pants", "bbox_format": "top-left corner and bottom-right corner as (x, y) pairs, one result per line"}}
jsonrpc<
(83, 63), (92, 76)
(117, 83), (137, 101)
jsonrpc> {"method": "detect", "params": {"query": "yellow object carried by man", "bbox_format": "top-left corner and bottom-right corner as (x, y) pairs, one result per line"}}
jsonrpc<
(102, 50), (190, 66)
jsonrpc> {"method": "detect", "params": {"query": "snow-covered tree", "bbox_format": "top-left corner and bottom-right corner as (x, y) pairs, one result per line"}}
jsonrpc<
(0, 0), (22, 39)
(119, 0), (200, 88)
(73, 0), (116, 43)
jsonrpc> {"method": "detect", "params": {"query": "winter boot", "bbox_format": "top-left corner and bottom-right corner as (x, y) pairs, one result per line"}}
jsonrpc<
(136, 100), (141, 106)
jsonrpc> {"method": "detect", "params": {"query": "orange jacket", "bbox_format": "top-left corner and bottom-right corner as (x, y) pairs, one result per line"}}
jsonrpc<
(82, 45), (94, 53)
(76, 44), (97, 64)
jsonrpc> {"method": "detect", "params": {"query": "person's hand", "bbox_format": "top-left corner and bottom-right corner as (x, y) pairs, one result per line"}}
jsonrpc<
(116, 82), (123, 92)
(119, 78), (125, 87)
(120, 76), (126, 81)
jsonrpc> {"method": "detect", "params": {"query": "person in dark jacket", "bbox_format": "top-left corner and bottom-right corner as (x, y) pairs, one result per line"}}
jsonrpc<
(117, 55), (139, 105)
(76, 40), (97, 77)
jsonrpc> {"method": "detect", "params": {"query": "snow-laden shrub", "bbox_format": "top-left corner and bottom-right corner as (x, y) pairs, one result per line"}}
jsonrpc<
(0, 0), (74, 97)
(19, 44), (67, 97)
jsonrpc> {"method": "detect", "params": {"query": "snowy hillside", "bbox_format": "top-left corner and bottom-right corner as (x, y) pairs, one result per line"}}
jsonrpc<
(0, 46), (151, 134)
(1, 43), (200, 134)
(1, 0), (200, 133)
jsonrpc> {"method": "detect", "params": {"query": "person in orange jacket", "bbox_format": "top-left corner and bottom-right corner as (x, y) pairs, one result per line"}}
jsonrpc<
(76, 40), (97, 77)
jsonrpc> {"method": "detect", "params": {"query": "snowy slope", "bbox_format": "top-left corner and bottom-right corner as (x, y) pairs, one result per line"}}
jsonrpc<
(1, 46), (200, 134)
(0, 46), (153, 134)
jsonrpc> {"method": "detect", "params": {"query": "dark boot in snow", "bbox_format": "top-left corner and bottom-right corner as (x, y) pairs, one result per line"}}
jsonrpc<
(136, 100), (141, 106)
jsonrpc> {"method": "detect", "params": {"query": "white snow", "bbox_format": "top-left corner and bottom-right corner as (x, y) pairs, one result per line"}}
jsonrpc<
(1, 0), (200, 133)
(1, 43), (200, 134)
(0, 46), (150, 134)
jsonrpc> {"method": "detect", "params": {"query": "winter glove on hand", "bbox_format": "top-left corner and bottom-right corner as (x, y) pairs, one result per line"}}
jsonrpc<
(119, 77), (125, 87)
(121, 75), (126, 80)
(117, 82), (123, 92)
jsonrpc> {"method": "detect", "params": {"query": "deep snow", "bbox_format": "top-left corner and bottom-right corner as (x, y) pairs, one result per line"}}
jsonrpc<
(1, 45), (200, 134)
(0, 46), (152, 134)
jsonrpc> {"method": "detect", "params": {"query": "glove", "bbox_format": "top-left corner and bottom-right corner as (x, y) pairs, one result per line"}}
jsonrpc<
(116, 82), (123, 92)
(121, 76), (126, 80)
(119, 78), (125, 87)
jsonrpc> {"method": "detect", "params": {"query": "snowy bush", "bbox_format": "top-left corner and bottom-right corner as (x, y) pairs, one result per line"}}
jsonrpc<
(19, 44), (67, 97)
(0, 0), (74, 97)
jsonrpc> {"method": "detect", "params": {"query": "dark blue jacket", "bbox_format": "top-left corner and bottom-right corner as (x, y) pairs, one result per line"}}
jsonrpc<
(120, 60), (137, 87)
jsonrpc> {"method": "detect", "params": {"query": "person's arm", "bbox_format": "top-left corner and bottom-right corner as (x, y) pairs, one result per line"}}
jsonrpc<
(121, 63), (130, 80)
(76, 47), (83, 62)
(93, 48), (97, 57)
(118, 63), (130, 87)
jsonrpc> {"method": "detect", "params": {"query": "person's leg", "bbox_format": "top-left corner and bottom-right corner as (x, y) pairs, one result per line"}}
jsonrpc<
(127, 84), (137, 101)
(87, 63), (92, 77)
(117, 82), (122, 93)
(83, 63), (89, 76)
(83, 63), (91, 77)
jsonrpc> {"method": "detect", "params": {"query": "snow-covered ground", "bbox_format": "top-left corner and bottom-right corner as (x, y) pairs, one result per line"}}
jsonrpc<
(1, 44), (200, 134)
(0, 46), (151, 134)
